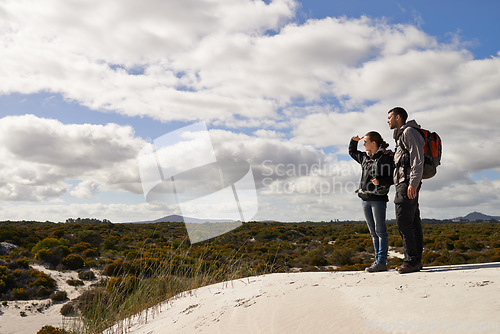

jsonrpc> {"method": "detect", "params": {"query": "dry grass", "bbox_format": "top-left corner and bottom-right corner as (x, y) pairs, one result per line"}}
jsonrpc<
(65, 236), (253, 334)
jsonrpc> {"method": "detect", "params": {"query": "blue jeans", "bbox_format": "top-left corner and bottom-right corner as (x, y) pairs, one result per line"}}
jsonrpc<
(362, 200), (388, 265)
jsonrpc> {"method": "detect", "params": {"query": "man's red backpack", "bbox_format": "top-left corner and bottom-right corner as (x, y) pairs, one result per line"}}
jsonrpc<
(418, 129), (442, 179)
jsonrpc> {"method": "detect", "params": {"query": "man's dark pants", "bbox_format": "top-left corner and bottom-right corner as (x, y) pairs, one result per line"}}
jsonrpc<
(394, 182), (423, 266)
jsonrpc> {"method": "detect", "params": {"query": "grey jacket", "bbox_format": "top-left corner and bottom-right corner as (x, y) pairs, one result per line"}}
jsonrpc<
(393, 120), (425, 186)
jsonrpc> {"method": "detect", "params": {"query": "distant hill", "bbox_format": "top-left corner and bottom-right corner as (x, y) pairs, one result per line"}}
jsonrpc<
(452, 211), (500, 221)
(123, 215), (236, 224)
(124, 212), (500, 224)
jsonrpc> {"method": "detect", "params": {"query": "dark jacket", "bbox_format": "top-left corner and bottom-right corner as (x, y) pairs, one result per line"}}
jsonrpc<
(349, 139), (394, 202)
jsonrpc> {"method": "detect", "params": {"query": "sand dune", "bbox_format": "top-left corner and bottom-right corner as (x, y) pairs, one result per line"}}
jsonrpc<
(1, 263), (498, 334)
(0, 265), (98, 334)
(120, 262), (500, 334)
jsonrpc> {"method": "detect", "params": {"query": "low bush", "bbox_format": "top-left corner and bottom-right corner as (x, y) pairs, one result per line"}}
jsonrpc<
(29, 270), (56, 288)
(78, 269), (96, 281)
(50, 290), (68, 302)
(15, 258), (30, 269)
(60, 254), (85, 270)
(60, 303), (75, 316)
(67, 279), (84, 287)
(12, 287), (27, 299)
(36, 325), (71, 334)
(35, 286), (52, 298)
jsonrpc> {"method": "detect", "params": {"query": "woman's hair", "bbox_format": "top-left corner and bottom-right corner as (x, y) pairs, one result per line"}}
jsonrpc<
(365, 131), (389, 149)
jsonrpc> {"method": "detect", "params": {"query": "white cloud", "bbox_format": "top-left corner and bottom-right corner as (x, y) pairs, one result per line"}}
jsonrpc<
(0, 0), (297, 122)
(2, 0), (498, 124)
(253, 129), (285, 139)
(0, 202), (177, 223)
(1, 0), (296, 63)
(0, 115), (145, 201)
(0, 115), (342, 216)
(1, 0), (500, 220)
(2, 0), (499, 133)
(70, 181), (99, 199)
(421, 178), (500, 213)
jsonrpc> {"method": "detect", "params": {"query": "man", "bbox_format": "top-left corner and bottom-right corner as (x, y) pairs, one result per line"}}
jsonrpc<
(387, 107), (425, 274)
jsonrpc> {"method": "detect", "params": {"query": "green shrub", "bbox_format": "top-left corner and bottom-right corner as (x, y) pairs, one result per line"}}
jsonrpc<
(106, 275), (140, 294)
(32, 238), (69, 254)
(308, 250), (328, 266)
(35, 286), (53, 298)
(82, 248), (99, 258)
(77, 230), (103, 247)
(29, 270), (56, 288)
(13, 287), (28, 299)
(60, 254), (85, 270)
(330, 249), (354, 266)
(60, 303), (75, 316)
(78, 270), (96, 281)
(104, 260), (130, 277)
(0, 265), (10, 279)
(0, 265), (10, 292)
(453, 240), (468, 251)
(35, 249), (54, 262)
(15, 257), (30, 269)
(69, 242), (93, 254)
(74, 288), (109, 317)
(36, 325), (71, 334)
(466, 240), (484, 251)
(84, 258), (97, 268)
(67, 279), (84, 287)
(35, 247), (68, 266)
(50, 290), (68, 302)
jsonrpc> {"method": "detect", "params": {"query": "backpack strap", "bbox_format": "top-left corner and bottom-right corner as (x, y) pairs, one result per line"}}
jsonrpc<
(395, 131), (411, 169)
(394, 129), (412, 183)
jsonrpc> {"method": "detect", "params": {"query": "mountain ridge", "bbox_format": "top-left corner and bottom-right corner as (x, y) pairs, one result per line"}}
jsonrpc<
(123, 212), (499, 224)
(452, 211), (500, 221)
(123, 215), (237, 224)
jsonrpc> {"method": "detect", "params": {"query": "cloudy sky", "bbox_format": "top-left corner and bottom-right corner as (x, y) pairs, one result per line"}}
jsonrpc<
(1, 0), (499, 223)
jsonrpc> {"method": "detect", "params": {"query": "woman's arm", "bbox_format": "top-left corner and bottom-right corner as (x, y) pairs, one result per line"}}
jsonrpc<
(348, 137), (365, 164)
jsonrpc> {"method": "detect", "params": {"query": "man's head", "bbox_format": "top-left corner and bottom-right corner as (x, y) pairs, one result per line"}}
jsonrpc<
(387, 107), (407, 129)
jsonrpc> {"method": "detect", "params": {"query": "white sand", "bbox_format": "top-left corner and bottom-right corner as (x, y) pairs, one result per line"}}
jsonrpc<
(0, 265), (99, 334)
(119, 262), (500, 334)
(2, 263), (499, 334)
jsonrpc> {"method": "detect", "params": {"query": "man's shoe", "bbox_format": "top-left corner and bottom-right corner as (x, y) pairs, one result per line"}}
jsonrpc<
(365, 262), (388, 272)
(397, 262), (420, 274)
(416, 261), (423, 270)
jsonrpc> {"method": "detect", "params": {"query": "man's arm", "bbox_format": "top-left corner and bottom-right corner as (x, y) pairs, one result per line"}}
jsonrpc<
(403, 128), (424, 199)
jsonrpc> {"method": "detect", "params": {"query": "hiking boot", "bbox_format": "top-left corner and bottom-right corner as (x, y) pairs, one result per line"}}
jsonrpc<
(365, 261), (377, 272)
(416, 261), (423, 271)
(365, 262), (388, 272)
(396, 262), (420, 274)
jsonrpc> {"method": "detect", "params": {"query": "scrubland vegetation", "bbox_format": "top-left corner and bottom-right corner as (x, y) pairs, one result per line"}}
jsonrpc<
(0, 218), (498, 333)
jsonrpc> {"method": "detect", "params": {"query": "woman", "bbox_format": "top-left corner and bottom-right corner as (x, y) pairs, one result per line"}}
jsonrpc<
(349, 131), (394, 272)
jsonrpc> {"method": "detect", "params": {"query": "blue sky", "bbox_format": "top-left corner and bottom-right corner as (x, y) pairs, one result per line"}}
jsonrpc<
(303, 0), (499, 59)
(1, 0), (499, 223)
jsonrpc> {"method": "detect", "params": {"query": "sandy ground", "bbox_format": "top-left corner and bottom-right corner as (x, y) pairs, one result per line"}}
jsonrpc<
(0, 250), (405, 334)
(1, 256), (499, 334)
(0, 265), (98, 334)
(117, 262), (500, 334)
